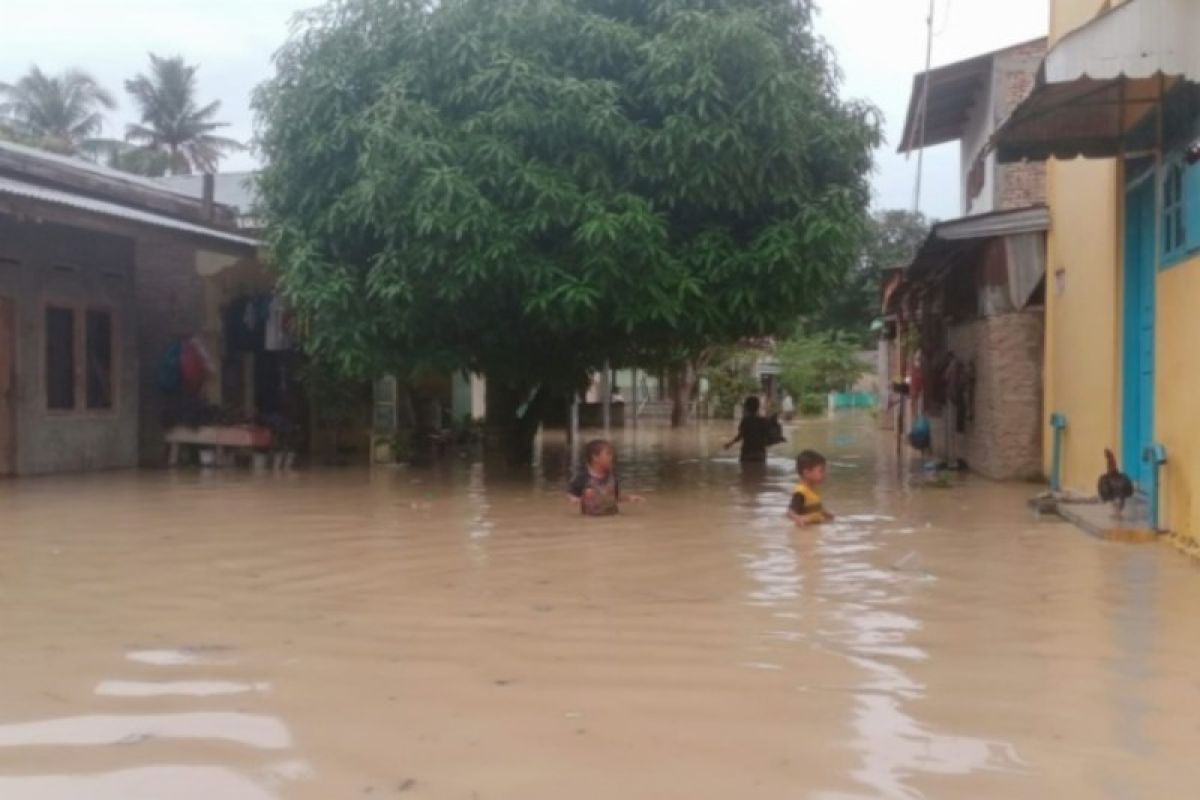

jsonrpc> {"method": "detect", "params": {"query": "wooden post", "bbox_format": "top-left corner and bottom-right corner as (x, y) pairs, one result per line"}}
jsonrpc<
(631, 367), (639, 425)
(569, 394), (580, 464)
(601, 361), (611, 432)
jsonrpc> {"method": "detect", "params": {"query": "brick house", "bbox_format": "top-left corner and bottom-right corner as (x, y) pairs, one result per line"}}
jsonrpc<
(889, 38), (1050, 480)
(0, 141), (259, 475)
(159, 172), (487, 464)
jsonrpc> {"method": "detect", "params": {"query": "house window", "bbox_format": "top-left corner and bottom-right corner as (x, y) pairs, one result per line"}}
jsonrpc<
(1162, 160), (1187, 258)
(45, 306), (76, 410)
(86, 310), (113, 409)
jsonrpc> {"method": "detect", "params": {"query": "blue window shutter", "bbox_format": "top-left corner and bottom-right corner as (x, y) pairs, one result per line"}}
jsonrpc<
(1186, 160), (1200, 252)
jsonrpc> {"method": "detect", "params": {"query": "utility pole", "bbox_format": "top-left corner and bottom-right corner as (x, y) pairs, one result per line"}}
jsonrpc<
(912, 0), (936, 214)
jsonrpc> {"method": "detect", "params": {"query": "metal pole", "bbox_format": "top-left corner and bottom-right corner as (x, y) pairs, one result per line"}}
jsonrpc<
(912, 0), (936, 213)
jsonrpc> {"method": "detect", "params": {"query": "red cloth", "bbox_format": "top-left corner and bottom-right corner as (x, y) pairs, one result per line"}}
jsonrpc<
(180, 339), (207, 395)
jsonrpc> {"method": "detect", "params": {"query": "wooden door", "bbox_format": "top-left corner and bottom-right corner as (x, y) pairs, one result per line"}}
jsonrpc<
(0, 297), (13, 476)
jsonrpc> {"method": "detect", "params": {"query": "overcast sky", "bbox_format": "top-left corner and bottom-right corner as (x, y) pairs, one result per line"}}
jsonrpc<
(3, 0), (1048, 221)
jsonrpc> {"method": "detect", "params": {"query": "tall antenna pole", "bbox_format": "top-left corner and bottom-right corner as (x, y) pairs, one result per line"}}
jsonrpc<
(912, 0), (936, 213)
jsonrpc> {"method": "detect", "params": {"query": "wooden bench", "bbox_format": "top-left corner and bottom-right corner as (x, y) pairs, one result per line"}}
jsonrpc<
(166, 425), (273, 467)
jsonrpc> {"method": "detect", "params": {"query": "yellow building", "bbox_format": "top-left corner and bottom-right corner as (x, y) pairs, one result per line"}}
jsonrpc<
(996, 0), (1200, 542)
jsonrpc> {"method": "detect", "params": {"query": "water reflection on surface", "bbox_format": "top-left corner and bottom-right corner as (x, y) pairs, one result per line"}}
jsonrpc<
(2, 413), (1200, 798)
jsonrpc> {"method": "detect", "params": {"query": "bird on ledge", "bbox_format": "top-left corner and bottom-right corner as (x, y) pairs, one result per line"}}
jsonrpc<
(1098, 449), (1135, 518)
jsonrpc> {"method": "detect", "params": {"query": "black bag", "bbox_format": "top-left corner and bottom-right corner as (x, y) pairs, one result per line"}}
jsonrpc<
(766, 414), (787, 446)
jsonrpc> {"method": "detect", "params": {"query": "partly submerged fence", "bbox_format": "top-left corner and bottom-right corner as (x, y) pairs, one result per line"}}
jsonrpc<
(828, 391), (877, 411)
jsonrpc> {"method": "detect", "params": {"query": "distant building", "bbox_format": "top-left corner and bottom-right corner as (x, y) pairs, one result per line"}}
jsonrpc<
(890, 38), (1050, 480)
(0, 141), (258, 475)
(161, 170), (486, 459)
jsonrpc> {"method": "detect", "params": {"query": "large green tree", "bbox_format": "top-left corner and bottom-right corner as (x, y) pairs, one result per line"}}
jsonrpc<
(124, 54), (242, 175)
(255, 0), (880, 461)
(0, 66), (116, 155)
(805, 208), (929, 344)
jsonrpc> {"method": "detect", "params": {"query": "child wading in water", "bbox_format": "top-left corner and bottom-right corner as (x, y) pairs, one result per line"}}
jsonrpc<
(788, 450), (835, 527)
(567, 439), (642, 516)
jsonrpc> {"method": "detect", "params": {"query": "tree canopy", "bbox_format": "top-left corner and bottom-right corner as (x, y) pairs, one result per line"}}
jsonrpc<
(777, 332), (867, 402)
(805, 208), (929, 344)
(255, 0), (880, 456)
(125, 54), (242, 175)
(0, 66), (115, 155)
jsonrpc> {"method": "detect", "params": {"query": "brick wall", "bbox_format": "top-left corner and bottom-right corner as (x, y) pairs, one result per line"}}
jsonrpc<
(993, 43), (1048, 210)
(931, 309), (1045, 480)
(996, 162), (1047, 210)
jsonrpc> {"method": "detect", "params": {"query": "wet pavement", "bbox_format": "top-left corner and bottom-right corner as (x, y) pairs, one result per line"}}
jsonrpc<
(2, 412), (1200, 799)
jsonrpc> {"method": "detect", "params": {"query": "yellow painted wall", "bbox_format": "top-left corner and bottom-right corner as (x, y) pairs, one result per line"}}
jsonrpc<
(1156, 258), (1200, 540)
(1043, 159), (1121, 492)
(1046, 0), (1197, 540)
(1050, 0), (1112, 43)
(1043, 0), (1120, 494)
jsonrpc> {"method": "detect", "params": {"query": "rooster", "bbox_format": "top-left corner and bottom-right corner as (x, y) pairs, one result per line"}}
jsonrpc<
(1098, 449), (1135, 517)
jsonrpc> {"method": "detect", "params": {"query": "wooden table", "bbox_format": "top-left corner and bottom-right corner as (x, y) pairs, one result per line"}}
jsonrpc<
(166, 425), (273, 467)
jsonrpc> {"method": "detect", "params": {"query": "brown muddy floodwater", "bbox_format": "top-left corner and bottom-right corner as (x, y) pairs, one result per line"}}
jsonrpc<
(2, 413), (1200, 799)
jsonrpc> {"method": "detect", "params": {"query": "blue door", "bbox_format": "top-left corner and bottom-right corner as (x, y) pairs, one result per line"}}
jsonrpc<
(1122, 179), (1156, 489)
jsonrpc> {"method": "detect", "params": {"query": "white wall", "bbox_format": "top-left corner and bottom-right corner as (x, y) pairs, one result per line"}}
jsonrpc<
(959, 67), (996, 217)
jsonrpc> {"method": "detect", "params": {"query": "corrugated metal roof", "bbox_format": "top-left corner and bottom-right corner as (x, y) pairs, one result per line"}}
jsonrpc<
(0, 175), (259, 248)
(936, 206), (1050, 241)
(898, 38), (1047, 154)
(0, 139), (197, 199)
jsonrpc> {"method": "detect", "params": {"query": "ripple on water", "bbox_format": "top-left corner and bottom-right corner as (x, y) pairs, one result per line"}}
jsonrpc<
(0, 713), (291, 749)
(0, 766), (278, 800)
(94, 680), (270, 698)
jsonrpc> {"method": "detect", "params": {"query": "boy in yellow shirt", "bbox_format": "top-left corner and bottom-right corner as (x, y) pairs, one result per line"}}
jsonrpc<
(788, 450), (835, 527)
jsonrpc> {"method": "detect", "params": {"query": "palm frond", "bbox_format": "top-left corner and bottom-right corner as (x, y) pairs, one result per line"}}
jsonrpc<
(124, 53), (242, 173)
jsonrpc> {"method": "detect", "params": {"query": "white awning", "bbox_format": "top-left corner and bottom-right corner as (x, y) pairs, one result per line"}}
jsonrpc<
(1046, 0), (1200, 84)
(936, 206), (1050, 241)
(994, 0), (1200, 163)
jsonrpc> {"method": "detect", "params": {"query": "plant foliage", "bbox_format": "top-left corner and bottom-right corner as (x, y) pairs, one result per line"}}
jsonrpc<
(776, 332), (866, 400)
(125, 54), (243, 175)
(0, 66), (116, 155)
(806, 208), (929, 344)
(255, 0), (880, 454)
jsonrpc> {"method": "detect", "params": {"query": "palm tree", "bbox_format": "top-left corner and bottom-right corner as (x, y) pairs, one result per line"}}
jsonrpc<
(0, 66), (116, 155)
(124, 54), (242, 175)
(98, 142), (172, 177)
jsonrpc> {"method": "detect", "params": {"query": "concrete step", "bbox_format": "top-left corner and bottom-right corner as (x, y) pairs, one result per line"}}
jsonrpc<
(1033, 494), (1158, 543)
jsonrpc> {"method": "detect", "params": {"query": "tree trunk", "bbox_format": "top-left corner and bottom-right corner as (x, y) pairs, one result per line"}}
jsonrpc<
(486, 378), (555, 465)
(669, 361), (699, 428)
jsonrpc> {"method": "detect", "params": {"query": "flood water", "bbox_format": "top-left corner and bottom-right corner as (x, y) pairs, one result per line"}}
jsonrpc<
(2, 412), (1200, 799)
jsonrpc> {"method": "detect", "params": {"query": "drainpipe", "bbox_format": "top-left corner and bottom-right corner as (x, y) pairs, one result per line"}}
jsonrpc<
(1143, 444), (1168, 532)
(1048, 413), (1067, 492)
